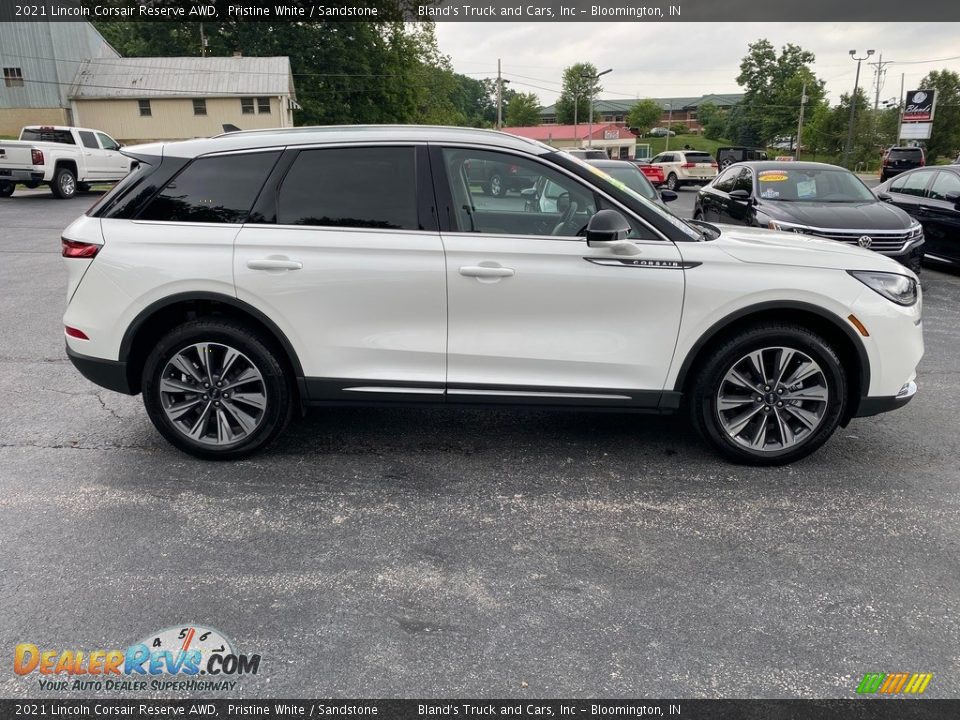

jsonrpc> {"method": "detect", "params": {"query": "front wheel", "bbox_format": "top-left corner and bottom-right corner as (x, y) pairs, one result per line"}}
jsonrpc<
(142, 320), (294, 460)
(488, 173), (505, 197)
(0, 181), (14, 198)
(690, 324), (847, 465)
(666, 173), (679, 191)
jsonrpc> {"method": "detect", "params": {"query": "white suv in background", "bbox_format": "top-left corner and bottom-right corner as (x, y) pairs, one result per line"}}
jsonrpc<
(62, 126), (922, 464)
(649, 150), (719, 191)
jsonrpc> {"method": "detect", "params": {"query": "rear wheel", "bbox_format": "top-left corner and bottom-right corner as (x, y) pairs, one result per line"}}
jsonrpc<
(488, 173), (505, 197)
(142, 319), (294, 460)
(50, 166), (77, 199)
(690, 324), (847, 465)
(666, 172), (679, 191)
(0, 181), (14, 198)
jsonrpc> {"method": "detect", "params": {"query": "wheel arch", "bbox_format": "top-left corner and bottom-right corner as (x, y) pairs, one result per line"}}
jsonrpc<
(54, 158), (78, 176)
(673, 301), (870, 421)
(120, 292), (304, 395)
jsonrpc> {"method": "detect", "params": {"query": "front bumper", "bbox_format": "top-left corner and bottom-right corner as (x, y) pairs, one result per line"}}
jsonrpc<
(66, 344), (133, 395)
(855, 380), (917, 417)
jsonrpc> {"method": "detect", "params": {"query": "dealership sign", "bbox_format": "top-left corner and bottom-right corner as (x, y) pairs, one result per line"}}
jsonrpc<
(903, 89), (937, 122)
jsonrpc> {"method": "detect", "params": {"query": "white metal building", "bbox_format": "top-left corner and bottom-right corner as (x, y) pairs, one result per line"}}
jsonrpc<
(68, 55), (299, 143)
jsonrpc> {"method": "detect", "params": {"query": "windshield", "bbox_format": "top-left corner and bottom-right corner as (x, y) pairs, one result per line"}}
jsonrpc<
(756, 167), (875, 203)
(564, 153), (702, 240)
(601, 165), (658, 200)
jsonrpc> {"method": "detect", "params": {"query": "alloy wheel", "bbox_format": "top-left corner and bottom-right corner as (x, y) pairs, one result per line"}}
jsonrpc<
(716, 346), (829, 453)
(60, 173), (76, 196)
(159, 342), (267, 446)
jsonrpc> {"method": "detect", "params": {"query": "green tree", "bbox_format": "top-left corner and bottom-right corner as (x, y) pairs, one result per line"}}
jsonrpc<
(554, 63), (601, 125)
(736, 40), (825, 145)
(504, 92), (541, 127)
(918, 70), (960, 161)
(626, 99), (662, 133)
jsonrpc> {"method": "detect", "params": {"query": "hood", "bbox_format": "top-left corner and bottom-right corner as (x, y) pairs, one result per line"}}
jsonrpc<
(760, 199), (912, 231)
(712, 224), (910, 273)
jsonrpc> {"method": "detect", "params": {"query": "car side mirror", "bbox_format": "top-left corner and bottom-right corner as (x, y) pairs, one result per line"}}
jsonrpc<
(585, 209), (641, 255)
(729, 189), (752, 202)
(660, 190), (678, 203)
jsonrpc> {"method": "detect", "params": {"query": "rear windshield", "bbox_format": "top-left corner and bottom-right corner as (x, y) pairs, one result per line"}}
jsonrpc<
(684, 152), (714, 163)
(20, 128), (75, 145)
(888, 148), (923, 159)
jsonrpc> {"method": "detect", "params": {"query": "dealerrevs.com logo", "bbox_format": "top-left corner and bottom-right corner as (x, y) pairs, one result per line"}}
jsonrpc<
(856, 672), (933, 695)
(14, 625), (261, 693)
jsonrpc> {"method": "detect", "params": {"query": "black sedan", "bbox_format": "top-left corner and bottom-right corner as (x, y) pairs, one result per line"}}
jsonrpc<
(694, 161), (925, 272)
(874, 165), (960, 267)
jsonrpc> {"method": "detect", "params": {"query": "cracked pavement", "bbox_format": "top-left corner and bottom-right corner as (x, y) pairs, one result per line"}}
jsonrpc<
(1, 191), (959, 699)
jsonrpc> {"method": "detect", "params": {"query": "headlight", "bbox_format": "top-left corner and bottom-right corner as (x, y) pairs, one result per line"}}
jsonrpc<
(848, 270), (918, 306)
(908, 223), (923, 240)
(767, 220), (808, 233)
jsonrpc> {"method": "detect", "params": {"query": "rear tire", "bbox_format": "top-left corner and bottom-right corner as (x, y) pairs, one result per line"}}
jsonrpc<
(666, 173), (679, 191)
(690, 324), (847, 465)
(50, 167), (77, 199)
(488, 173), (505, 197)
(0, 181), (14, 198)
(142, 319), (294, 460)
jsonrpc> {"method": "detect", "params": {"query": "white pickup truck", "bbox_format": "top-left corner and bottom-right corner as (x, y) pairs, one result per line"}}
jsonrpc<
(0, 125), (132, 199)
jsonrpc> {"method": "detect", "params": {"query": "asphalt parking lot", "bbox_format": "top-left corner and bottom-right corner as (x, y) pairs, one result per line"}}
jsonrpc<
(1, 189), (959, 699)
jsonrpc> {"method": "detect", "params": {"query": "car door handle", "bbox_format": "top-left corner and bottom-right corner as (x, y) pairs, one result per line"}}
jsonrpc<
(247, 257), (303, 271)
(459, 265), (514, 278)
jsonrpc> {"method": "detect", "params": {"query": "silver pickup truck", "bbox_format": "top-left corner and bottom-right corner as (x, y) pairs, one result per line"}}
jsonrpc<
(0, 125), (132, 199)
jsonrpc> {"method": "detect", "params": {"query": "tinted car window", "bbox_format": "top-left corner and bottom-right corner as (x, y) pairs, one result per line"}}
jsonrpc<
(712, 167), (739, 192)
(733, 169), (753, 193)
(890, 171), (931, 197)
(20, 128), (74, 144)
(138, 152), (280, 224)
(78, 131), (98, 149)
(887, 148), (923, 161)
(277, 147), (418, 230)
(929, 171), (960, 202)
(684, 152), (714, 164)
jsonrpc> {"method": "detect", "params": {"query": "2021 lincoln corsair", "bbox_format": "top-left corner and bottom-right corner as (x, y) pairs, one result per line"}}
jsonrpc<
(62, 126), (923, 464)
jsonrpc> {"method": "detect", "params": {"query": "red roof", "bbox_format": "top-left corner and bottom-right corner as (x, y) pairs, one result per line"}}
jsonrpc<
(501, 124), (635, 141)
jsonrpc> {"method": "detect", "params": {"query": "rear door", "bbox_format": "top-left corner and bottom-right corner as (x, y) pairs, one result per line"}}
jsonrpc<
(234, 145), (447, 401)
(884, 169), (935, 218)
(77, 130), (109, 180)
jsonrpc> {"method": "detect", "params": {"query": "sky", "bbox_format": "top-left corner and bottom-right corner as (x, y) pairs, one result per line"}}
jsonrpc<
(434, 22), (960, 107)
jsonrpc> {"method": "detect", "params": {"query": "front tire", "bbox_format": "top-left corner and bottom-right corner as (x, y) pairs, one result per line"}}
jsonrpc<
(50, 167), (77, 199)
(0, 181), (14, 198)
(690, 324), (847, 465)
(666, 173), (679, 191)
(142, 319), (294, 460)
(488, 173), (505, 197)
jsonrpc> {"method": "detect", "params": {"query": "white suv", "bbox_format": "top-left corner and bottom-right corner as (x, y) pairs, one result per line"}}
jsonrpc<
(62, 126), (923, 464)
(649, 150), (718, 191)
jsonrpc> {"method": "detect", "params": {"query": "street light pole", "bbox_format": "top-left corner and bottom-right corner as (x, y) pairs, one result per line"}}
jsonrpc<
(844, 49), (874, 169)
(582, 68), (612, 149)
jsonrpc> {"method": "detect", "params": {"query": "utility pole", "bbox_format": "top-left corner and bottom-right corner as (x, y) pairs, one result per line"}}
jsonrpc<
(665, 103), (672, 151)
(868, 52), (894, 110)
(496, 59), (502, 129)
(897, 72), (905, 144)
(795, 82), (807, 161)
(573, 91), (579, 147)
(844, 49), (874, 169)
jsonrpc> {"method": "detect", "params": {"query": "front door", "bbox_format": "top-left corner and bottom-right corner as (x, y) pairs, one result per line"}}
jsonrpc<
(435, 146), (685, 406)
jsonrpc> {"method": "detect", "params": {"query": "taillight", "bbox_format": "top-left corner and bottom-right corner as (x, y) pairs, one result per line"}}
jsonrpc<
(64, 326), (89, 340)
(31, 148), (44, 165)
(882, 158), (890, 165)
(920, 158), (925, 166)
(61, 237), (101, 258)
(680, 162), (695, 168)
(710, 163), (718, 168)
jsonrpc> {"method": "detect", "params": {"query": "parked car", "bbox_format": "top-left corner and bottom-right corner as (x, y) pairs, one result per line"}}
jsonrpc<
(694, 161), (925, 272)
(875, 165), (960, 266)
(716, 146), (769, 169)
(0, 125), (131, 199)
(586, 159), (677, 207)
(565, 148), (608, 160)
(63, 126), (921, 465)
(649, 150), (718, 190)
(880, 146), (925, 182)
(648, 127), (676, 137)
(463, 156), (538, 197)
(631, 159), (665, 186)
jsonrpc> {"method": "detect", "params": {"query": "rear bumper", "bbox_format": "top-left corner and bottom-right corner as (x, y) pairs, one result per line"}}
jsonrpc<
(0, 169), (44, 183)
(854, 380), (917, 417)
(66, 344), (133, 395)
